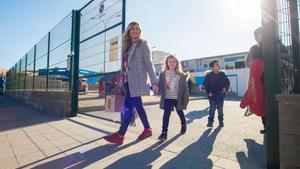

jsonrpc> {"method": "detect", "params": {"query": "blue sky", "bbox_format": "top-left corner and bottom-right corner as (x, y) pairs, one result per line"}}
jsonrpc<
(0, 0), (261, 69)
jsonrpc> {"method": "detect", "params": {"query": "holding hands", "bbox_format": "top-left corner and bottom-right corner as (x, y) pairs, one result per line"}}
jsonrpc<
(152, 83), (159, 94)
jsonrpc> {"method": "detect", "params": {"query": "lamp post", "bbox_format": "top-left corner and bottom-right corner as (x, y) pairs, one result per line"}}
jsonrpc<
(100, 18), (108, 73)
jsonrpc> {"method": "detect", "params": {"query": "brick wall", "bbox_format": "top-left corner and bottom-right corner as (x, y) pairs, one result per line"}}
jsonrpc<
(5, 91), (72, 117)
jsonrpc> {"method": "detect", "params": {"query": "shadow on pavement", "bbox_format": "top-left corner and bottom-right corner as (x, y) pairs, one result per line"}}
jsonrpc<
(104, 134), (182, 169)
(78, 105), (106, 112)
(160, 127), (222, 169)
(236, 137), (266, 169)
(78, 112), (121, 124)
(0, 96), (62, 132)
(67, 118), (111, 135)
(29, 135), (181, 169)
(17, 119), (115, 168)
(29, 140), (140, 169)
(186, 107), (210, 125)
(27, 141), (137, 169)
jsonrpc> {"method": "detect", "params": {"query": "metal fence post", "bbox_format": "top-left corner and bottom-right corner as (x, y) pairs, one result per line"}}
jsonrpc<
(122, 0), (126, 33)
(33, 45), (36, 90)
(24, 54), (27, 89)
(71, 10), (80, 117)
(14, 64), (17, 90)
(289, 0), (300, 93)
(46, 32), (50, 91)
(261, 0), (281, 168)
(19, 60), (21, 90)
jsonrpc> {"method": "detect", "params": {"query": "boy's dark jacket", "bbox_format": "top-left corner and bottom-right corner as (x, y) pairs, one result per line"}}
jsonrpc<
(203, 71), (230, 97)
(158, 71), (189, 110)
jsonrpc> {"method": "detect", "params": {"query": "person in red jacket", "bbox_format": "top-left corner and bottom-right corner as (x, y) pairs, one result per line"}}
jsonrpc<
(240, 27), (266, 134)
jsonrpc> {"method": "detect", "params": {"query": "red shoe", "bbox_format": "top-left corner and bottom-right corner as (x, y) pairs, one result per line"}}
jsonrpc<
(138, 128), (152, 140)
(103, 132), (124, 145)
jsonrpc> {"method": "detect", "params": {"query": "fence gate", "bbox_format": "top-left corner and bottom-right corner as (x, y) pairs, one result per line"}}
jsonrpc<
(262, 0), (300, 168)
(76, 0), (126, 121)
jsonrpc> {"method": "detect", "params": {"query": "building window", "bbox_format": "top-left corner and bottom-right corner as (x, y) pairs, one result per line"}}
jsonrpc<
(235, 61), (246, 69)
(181, 61), (188, 67)
(224, 56), (245, 62)
(225, 62), (234, 69)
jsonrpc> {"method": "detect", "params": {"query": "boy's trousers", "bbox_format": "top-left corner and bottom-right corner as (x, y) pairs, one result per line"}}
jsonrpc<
(208, 95), (224, 123)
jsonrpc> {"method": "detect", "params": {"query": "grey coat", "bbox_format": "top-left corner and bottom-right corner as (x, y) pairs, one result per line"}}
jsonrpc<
(121, 40), (157, 97)
(159, 71), (189, 110)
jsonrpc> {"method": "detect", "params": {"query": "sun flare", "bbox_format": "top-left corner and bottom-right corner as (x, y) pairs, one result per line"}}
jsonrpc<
(223, 0), (261, 19)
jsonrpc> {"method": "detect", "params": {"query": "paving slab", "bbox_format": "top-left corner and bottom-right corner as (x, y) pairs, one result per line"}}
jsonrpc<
(0, 96), (266, 169)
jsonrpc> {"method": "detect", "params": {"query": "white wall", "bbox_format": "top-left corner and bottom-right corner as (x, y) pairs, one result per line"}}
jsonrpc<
(226, 68), (249, 97)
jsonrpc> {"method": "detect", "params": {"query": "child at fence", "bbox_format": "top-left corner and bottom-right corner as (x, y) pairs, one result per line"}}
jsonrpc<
(203, 60), (230, 128)
(157, 54), (189, 141)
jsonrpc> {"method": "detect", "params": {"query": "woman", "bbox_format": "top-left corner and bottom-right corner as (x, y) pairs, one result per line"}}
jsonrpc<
(240, 38), (266, 134)
(104, 22), (159, 145)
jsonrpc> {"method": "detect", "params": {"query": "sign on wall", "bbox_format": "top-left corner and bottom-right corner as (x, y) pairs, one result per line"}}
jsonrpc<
(109, 37), (119, 61)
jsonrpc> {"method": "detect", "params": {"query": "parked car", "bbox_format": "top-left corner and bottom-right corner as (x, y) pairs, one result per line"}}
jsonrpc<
(78, 78), (88, 94)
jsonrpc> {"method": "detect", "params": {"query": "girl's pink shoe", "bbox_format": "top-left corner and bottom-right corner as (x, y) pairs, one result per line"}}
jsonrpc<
(138, 128), (152, 140)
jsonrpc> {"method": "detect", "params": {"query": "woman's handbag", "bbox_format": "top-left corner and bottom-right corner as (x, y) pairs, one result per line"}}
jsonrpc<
(105, 85), (125, 112)
(105, 95), (125, 112)
(244, 107), (254, 116)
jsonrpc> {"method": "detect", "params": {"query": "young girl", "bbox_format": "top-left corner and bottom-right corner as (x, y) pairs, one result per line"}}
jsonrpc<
(157, 54), (189, 141)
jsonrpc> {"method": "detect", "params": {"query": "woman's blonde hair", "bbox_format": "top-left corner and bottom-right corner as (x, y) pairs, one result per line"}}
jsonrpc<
(122, 22), (141, 53)
(164, 54), (183, 74)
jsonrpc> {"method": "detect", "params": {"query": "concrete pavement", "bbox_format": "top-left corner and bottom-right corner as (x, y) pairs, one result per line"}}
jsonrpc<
(0, 95), (265, 169)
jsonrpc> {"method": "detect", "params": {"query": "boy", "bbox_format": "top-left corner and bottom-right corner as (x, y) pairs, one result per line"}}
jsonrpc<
(203, 60), (230, 127)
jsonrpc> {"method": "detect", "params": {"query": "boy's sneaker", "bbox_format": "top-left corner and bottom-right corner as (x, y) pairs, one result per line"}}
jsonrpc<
(207, 122), (213, 128)
(219, 122), (224, 127)
(138, 128), (152, 140)
(158, 132), (167, 141)
(180, 125), (187, 134)
(260, 129), (266, 134)
(103, 132), (124, 145)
